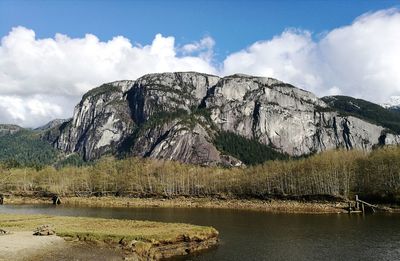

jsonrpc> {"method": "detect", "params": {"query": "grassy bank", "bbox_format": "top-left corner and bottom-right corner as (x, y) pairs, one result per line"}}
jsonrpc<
(1, 146), (400, 204)
(0, 213), (218, 260)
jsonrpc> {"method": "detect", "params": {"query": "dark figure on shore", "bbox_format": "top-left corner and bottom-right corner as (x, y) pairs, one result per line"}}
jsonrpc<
(0, 194), (3, 205)
(52, 195), (61, 205)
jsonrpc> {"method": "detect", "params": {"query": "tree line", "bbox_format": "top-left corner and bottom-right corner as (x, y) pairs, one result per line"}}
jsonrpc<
(1, 146), (400, 203)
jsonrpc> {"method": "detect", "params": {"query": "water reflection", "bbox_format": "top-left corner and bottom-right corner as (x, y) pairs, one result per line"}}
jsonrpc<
(1, 205), (400, 261)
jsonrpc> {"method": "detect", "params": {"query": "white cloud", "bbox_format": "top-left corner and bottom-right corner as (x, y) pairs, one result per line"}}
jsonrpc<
(0, 27), (216, 127)
(0, 95), (64, 126)
(1, 8), (399, 128)
(223, 8), (400, 103)
(223, 29), (321, 90)
(181, 36), (215, 61)
(317, 9), (400, 101)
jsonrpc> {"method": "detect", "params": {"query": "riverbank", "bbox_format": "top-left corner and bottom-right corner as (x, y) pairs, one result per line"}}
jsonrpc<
(4, 195), (347, 213)
(0, 213), (219, 260)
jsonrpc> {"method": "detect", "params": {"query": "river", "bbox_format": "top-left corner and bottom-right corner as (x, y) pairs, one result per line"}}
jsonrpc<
(1, 204), (400, 260)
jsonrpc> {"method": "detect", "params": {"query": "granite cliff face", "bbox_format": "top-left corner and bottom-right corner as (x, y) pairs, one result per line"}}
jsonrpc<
(204, 75), (399, 156)
(48, 81), (135, 160)
(44, 72), (400, 165)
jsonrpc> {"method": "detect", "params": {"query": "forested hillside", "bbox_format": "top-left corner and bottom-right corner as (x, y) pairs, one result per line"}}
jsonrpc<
(322, 95), (400, 133)
(213, 131), (288, 165)
(0, 129), (59, 168)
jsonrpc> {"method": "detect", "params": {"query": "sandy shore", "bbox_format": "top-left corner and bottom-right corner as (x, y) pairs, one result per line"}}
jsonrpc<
(0, 231), (65, 261)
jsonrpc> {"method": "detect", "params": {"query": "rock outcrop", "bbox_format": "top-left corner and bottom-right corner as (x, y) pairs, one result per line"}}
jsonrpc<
(0, 124), (23, 137)
(204, 74), (399, 155)
(44, 72), (400, 165)
(33, 225), (55, 236)
(35, 119), (70, 131)
(53, 81), (135, 160)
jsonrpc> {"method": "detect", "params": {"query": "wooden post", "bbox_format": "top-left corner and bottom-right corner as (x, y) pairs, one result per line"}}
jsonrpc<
(361, 203), (365, 213)
(0, 194), (3, 205)
(52, 195), (61, 205)
(355, 195), (359, 210)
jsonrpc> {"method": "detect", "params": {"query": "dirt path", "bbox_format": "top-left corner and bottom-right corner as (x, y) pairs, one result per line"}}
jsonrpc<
(0, 231), (65, 261)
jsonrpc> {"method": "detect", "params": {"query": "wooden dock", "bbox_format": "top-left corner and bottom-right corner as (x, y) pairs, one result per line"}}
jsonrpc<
(347, 195), (392, 213)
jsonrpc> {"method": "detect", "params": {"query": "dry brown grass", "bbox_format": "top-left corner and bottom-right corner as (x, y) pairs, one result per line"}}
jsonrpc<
(5, 195), (346, 213)
(0, 213), (217, 244)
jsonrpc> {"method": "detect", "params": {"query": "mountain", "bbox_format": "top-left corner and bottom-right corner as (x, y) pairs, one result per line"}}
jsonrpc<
(40, 72), (400, 166)
(0, 124), (23, 137)
(381, 96), (400, 109)
(0, 126), (59, 168)
(35, 119), (70, 131)
(322, 95), (400, 134)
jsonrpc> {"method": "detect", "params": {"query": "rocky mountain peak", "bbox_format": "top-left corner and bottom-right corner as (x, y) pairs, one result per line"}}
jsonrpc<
(35, 119), (70, 131)
(42, 72), (400, 165)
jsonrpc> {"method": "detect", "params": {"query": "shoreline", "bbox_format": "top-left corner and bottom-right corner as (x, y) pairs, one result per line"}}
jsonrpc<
(0, 213), (219, 261)
(3, 195), (349, 214)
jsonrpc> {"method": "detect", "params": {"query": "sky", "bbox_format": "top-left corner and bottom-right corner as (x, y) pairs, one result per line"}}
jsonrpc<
(0, 0), (400, 127)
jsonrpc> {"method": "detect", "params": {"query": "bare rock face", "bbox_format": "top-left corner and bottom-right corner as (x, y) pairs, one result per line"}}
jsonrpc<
(35, 119), (70, 131)
(204, 74), (399, 156)
(44, 72), (400, 165)
(54, 81), (135, 160)
(0, 124), (23, 137)
(127, 72), (219, 124)
(132, 118), (241, 166)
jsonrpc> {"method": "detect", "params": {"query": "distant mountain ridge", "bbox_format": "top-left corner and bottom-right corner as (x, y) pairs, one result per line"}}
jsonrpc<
(34, 119), (70, 131)
(0, 124), (23, 137)
(0, 126), (58, 168)
(2, 72), (400, 167)
(42, 72), (400, 165)
(322, 95), (400, 134)
(382, 96), (400, 109)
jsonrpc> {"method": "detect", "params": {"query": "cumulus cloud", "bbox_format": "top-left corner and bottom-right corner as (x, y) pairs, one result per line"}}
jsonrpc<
(0, 28), (216, 127)
(1, 8), (399, 127)
(317, 9), (400, 101)
(0, 95), (65, 125)
(223, 8), (400, 102)
(181, 36), (215, 61)
(223, 29), (321, 90)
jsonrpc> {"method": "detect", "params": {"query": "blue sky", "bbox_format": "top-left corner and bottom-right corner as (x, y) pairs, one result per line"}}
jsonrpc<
(0, 0), (400, 127)
(1, 0), (399, 61)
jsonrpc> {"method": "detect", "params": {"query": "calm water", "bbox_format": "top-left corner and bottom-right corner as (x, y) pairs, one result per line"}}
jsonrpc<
(1, 205), (400, 260)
